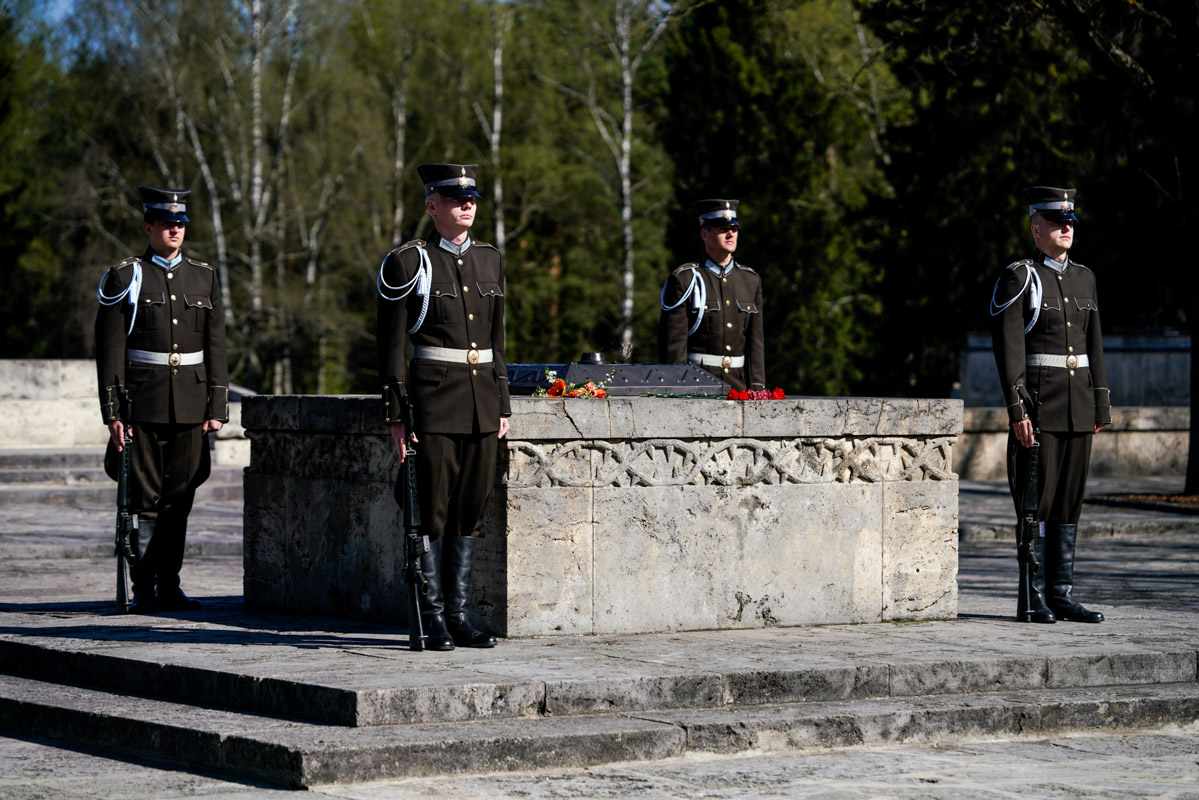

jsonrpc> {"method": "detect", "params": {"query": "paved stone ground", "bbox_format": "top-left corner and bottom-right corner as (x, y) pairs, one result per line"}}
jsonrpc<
(1, 478), (1197, 798)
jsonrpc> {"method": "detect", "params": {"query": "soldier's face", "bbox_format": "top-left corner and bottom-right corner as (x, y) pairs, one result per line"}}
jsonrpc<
(1030, 215), (1073, 256)
(143, 220), (186, 257)
(701, 225), (739, 260)
(427, 193), (476, 232)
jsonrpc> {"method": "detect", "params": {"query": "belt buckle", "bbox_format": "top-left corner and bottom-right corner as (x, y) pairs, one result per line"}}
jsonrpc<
(1065, 354), (1078, 369)
(168, 352), (182, 367)
(467, 348), (480, 365)
(721, 355), (732, 369)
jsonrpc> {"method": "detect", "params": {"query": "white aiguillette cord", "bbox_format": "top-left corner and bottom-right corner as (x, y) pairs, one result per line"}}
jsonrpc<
(990, 262), (1042, 334)
(660, 266), (707, 336)
(96, 261), (143, 335)
(377, 246), (433, 334)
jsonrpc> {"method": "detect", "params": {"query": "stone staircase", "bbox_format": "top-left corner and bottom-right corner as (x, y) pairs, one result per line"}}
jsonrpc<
(0, 448), (243, 505)
(0, 612), (1195, 788)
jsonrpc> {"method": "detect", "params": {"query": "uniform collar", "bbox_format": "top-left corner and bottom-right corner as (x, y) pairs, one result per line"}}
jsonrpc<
(703, 257), (735, 277)
(147, 248), (183, 270)
(438, 236), (472, 257)
(1037, 250), (1069, 273)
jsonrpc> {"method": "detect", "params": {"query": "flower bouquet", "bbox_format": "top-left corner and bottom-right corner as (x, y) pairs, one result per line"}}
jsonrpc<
(727, 388), (787, 400)
(533, 368), (612, 399)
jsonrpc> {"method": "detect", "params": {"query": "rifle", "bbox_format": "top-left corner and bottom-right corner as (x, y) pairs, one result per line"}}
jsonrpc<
(400, 405), (428, 651)
(1015, 392), (1042, 622)
(114, 390), (139, 614)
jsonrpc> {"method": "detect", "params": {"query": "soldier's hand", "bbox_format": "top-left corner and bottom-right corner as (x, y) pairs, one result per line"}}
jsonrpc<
(202, 419), (224, 435)
(1012, 418), (1035, 448)
(1094, 423), (1107, 434)
(108, 421), (126, 451)
(498, 417), (510, 439)
(391, 421), (418, 462)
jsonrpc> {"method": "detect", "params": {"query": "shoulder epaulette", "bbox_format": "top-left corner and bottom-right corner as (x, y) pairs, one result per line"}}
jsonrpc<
(671, 262), (699, 275)
(111, 256), (140, 271)
(1071, 260), (1090, 272)
(735, 263), (759, 276)
(185, 255), (212, 269)
(395, 239), (426, 255)
(1005, 258), (1034, 272)
(472, 240), (499, 252)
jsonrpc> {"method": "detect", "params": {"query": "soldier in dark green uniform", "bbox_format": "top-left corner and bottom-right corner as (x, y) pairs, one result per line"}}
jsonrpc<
(659, 199), (765, 391)
(990, 186), (1111, 624)
(95, 186), (230, 613)
(377, 163), (511, 650)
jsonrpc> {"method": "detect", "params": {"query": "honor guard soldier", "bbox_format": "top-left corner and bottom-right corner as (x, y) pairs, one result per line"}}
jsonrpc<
(95, 186), (230, 613)
(659, 199), (765, 391)
(377, 163), (511, 650)
(990, 186), (1111, 624)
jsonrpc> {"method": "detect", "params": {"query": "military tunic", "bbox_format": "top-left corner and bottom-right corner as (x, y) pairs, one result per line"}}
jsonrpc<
(377, 233), (511, 540)
(992, 251), (1112, 522)
(659, 260), (765, 391)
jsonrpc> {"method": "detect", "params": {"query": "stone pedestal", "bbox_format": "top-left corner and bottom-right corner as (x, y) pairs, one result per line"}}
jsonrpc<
(242, 396), (962, 636)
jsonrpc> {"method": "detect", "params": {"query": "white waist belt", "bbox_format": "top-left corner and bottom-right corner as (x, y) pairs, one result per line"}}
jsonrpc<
(1027, 353), (1089, 369)
(413, 346), (494, 365)
(689, 352), (745, 369)
(127, 348), (204, 367)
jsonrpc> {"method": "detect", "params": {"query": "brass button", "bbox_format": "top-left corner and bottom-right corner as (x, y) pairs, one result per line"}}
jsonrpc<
(145, 298), (152, 304)
(726, 322), (732, 328)
(170, 294), (176, 301)
(172, 368), (178, 375)
(385, 401), (390, 406)
(435, 290), (441, 296)
(1057, 275), (1062, 281)
(1068, 346), (1074, 353)
(725, 300), (730, 306)
(1043, 303), (1049, 309)
(472, 369), (478, 376)
(722, 278), (728, 284)
(723, 368), (729, 373)
(1067, 322), (1072, 328)
(471, 342), (477, 348)
(172, 344), (178, 350)
(167, 272), (174, 280)
(1069, 370), (1075, 376)
(385, 417), (391, 423)
(468, 314), (474, 321)
(172, 318), (178, 325)
(725, 345), (732, 351)
(457, 259), (463, 266)
(463, 285), (470, 293)
(1064, 297), (1070, 303)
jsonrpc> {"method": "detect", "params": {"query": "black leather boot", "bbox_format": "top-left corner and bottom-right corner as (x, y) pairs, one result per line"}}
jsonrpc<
(1016, 532), (1055, 624)
(1047, 522), (1104, 623)
(128, 519), (155, 614)
(418, 538), (455, 651)
(442, 536), (496, 648)
(152, 515), (202, 611)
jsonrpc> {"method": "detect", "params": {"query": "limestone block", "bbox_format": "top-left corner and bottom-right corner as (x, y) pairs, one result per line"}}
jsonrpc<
(68, 399), (109, 446)
(3, 399), (73, 446)
(954, 432), (1007, 481)
(481, 487), (594, 637)
(1111, 432), (1186, 476)
(242, 395), (301, 431)
(59, 360), (95, 399)
(0, 360), (57, 400)
(881, 480), (958, 621)
(590, 483), (884, 634)
(213, 438), (251, 467)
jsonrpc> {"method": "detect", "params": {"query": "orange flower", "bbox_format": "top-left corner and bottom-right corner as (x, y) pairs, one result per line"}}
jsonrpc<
(596, 389), (606, 398)
(566, 389), (579, 398)
(547, 379), (566, 397)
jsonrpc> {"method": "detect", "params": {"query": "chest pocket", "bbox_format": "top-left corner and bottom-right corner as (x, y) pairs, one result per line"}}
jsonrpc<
(1040, 297), (1062, 312)
(430, 282), (459, 324)
(736, 300), (759, 314)
(1075, 297), (1098, 311)
(476, 282), (503, 298)
(136, 292), (167, 330)
(184, 295), (212, 331)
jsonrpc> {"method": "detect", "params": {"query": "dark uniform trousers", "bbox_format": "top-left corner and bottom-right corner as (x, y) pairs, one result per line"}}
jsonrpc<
(96, 247), (229, 594)
(378, 234), (512, 542)
(659, 261), (765, 391)
(1007, 430), (1092, 524)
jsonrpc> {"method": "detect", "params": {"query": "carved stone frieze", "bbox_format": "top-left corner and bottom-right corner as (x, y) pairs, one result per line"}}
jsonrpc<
(502, 436), (956, 488)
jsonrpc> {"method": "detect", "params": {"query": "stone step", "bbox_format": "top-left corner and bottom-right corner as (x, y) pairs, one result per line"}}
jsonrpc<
(1, 672), (1195, 788)
(0, 470), (244, 505)
(0, 631), (1193, 727)
(0, 448), (106, 469)
(0, 466), (112, 484)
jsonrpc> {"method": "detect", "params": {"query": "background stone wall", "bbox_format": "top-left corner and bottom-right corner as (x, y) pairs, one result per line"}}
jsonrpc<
(243, 395), (963, 636)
